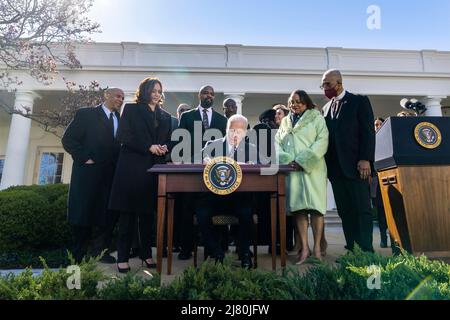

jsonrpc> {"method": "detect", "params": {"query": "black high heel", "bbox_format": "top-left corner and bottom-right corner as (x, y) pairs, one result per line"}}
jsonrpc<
(141, 258), (157, 268)
(117, 264), (131, 273)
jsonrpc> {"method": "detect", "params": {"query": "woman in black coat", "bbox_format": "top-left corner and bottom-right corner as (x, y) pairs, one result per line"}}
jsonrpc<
(109, 77), (172, 272)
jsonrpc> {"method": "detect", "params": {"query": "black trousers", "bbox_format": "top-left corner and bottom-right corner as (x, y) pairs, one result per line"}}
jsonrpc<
(70, 209), (120, 263)
(179, 193), (196, 253)
(196, 193), (253, 258)
(117, 209), (154, 263)
(330, 176), (374, 252)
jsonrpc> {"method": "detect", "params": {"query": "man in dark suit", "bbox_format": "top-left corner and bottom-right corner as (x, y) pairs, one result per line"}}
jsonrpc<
(222, 98), (238, 119)
(62, 88), (124, 263)
(321, 69), (375, 252)
(197, 114), (258, 268)
(175, 85), (228, 260)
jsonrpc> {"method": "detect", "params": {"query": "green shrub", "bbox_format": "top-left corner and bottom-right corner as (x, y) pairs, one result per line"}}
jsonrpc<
(0, 257), (106, 300)
(0, 249), (448, 300)
(0, 191), (51, 252)
(5, 184), (69, 203)
(0, 185), (72, 268)
(163, 257), (297, 300)
(0, 249), (70, 269)
(98, 272), (161, 300)
(296, 247), (450, 300)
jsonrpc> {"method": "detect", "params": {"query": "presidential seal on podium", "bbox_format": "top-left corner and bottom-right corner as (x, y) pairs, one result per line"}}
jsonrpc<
(203, 157), (242, 195)
(414, 122), (442, 149)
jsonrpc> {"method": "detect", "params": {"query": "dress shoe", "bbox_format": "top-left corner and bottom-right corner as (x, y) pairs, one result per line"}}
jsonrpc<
(141, 259), (157, 268)
(240, 253), (253, 269)
(117, 264), (131, 273)
(178, 251), (192, 260)
(99, 253), (117, 264)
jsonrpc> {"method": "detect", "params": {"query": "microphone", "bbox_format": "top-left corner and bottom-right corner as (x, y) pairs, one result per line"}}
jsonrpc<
(400, 98), (427, 115)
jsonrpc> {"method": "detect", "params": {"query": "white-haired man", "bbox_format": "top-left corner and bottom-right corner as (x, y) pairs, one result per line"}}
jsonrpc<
(196, 115), (260, 269)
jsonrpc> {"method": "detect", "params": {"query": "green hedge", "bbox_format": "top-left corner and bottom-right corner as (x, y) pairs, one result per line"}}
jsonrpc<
(0, 184), (72, 268)
(1, 249), (449, 300)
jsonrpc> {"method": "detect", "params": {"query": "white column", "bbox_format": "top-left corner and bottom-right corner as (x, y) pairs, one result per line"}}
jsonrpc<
(224, 93), (245, 115)
(425, 96), (445, 116)
(0, 91), (39, 190)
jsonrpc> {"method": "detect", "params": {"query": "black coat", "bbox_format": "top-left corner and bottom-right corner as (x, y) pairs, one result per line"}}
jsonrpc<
(322, 91), (375, 179)
(177, 108), (227, 161)
(61, 105), (120, 227)
(109, 103), (172, 213)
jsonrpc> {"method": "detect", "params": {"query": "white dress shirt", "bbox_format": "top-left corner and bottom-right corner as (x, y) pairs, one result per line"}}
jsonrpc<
(101, 104), (118, 137)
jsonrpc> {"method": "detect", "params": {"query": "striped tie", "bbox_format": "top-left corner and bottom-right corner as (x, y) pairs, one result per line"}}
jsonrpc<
(202, 109), (209, 130)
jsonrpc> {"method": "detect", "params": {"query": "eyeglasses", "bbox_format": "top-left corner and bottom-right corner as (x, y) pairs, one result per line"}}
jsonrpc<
(320, 81), (341, 90)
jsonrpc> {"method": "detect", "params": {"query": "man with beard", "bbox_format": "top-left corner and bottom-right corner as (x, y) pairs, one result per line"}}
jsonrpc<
(176, 85), (227, 260)
(62, 88), (124, 263)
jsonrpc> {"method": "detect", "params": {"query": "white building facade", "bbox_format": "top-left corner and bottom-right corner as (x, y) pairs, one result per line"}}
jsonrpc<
(1, 43), (449, 210)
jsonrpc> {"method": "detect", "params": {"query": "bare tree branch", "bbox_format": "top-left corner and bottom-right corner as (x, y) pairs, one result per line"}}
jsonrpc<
(0, 0), (100, 85)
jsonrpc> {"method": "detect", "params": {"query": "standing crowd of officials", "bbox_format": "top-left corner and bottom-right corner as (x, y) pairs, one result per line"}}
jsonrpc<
(62, 69), (388, 272)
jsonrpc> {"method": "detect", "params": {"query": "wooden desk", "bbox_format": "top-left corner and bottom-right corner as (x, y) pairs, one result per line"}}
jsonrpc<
(149, 164), (292, 275)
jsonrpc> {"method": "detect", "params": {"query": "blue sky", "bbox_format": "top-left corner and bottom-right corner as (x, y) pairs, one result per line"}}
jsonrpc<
(89, 0), (450, 51)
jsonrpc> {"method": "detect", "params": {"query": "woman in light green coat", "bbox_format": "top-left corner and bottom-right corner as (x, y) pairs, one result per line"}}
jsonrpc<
(275, 90), (329, 264)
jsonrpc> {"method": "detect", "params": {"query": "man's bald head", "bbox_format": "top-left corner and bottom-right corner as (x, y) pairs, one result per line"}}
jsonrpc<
(322, 69), (342, 84)
(321, 69), (344, 99)
(104, 87), (124, 112)
(223, 98), (238, 118)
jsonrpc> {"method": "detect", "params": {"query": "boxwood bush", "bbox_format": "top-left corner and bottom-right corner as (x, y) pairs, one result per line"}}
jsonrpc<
(0, 184), (72, 268)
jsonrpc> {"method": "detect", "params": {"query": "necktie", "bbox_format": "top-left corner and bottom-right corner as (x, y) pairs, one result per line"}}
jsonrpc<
(229, 144), (237, 158)
(202, 109), (209, 130)
(109, 112), (115, 137)
(332, 100), (341, 119)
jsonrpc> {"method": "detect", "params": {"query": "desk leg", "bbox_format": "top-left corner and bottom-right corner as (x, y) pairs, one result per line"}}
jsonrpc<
(270, 194), (277, 271)
(156, 195), (167, 275)
(278, 175), (287, 271)
(278, 193), (286, 270)
(167, 195), (175, 275)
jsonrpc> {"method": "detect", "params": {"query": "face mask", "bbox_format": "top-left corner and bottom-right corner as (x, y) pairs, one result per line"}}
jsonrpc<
(324, 88), (338, 100)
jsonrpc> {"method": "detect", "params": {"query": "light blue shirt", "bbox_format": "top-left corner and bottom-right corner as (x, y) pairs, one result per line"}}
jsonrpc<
(101, 104), (118, 137)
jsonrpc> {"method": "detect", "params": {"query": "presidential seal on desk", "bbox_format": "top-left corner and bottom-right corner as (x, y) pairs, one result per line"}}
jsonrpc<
(203, 157), (242, 195)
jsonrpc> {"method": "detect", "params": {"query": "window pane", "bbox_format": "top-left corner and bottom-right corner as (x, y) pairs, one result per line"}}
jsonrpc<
(38, 152), (64, 185)
(0, 159), (4, 184)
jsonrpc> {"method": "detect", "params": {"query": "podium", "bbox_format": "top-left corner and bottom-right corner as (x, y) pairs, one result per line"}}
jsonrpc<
(375, 117), (450, 258)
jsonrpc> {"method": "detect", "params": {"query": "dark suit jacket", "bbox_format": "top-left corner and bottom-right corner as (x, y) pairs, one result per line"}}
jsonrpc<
(109, 103), (172, 213)
(177, 108), (227, 162)
(62, 105), (120, 226)
(322, 91), (375, 179)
